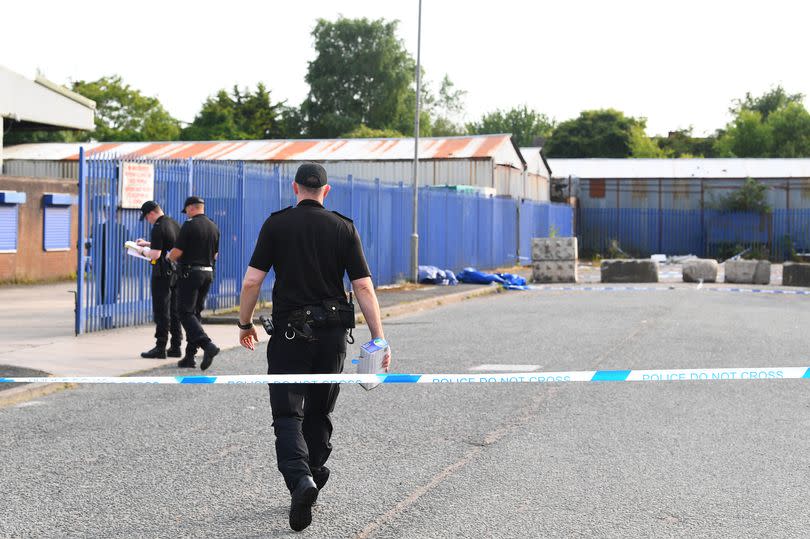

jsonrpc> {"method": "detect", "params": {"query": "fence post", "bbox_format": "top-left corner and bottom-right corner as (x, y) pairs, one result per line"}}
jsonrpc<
(375, 177), (381, 283)
(348, 174), (354, 218)
(187, 157), (194, 196)
(75, 147), (87, 335)
(237, 161), (246, 302)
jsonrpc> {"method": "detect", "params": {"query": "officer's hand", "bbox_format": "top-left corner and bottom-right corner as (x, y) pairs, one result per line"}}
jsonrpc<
(135, 238), (148, 246)
(240, 327), (259, 351)
(382, 346), (392, 373)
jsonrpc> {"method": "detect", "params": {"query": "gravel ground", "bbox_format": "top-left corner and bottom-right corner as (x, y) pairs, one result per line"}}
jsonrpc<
(2, 287), (809, 537)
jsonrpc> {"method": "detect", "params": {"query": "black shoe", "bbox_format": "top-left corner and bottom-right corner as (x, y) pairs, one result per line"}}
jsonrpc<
(312, 466), (330, 491)
(140, 347), (166, 359)
(311, 466), (330, 504)
(200, 343), (220, 371)
(289, 476), (318, 532)
(167, 346), (182, 358)
(177, 357), (196, 369)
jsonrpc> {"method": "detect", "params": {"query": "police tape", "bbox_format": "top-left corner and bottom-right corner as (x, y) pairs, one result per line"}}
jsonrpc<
(1, 366), (808, 385)
(530, 285), (810, 295)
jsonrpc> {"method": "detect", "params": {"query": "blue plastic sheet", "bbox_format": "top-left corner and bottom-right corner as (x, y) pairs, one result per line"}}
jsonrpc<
(456, 268), (528, 290)
(418, 265), (458, 286)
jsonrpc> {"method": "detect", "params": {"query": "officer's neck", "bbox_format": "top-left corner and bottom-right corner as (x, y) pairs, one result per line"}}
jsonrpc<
(296, 196), (325, 206)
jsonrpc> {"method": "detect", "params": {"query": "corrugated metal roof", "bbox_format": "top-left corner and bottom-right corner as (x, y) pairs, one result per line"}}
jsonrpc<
(548, 158), (810, 179)
(519, 147), (551, 177)
(3, 134), (524, 169)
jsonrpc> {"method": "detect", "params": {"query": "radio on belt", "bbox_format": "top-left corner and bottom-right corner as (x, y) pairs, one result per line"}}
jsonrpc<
(356, 338), (389, 390)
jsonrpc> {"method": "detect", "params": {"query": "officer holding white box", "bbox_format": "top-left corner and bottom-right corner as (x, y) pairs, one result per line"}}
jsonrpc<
(237, 162), (391, 532)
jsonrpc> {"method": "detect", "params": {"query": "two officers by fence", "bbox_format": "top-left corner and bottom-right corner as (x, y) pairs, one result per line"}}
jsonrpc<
(135, 196), (221, 371)
(237, 163), (391, 532)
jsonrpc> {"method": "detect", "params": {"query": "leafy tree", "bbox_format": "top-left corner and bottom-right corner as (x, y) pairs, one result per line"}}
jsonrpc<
(341, 125), (406, 138)
(715, 86), (810, 157)
(467, 105), (553, 147)
(711, 177), (771, 213)
(5, 75), (181, 143)
(302, 17), (416, 137)
(545, 109), (652, 158)
(423, 75), (467, 136)
(182, 83), (287, 140)
(654, 128), (717, 158)
(730, 85), (804, 120)
(768, 102), (810, 157)
(72, 76), (181, 141)
(629, 125), (666, 157)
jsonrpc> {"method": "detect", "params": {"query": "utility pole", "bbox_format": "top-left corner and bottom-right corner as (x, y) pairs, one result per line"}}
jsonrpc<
(410, 0), (423, 283)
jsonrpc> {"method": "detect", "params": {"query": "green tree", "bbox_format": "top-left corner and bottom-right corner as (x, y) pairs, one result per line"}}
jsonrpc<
(711, 177), (771, 213)
(72, 76), (180, 141)
(715, 86), (810, 157)
(629, 124), (666, 157)
(730, 85), (804, 120)
(768, 102), (810, 157)
(5, 75), (180, 143)
(182, 83), (288, 140)
(467, 105), (553, 147)
(423, 75), (467, 136)
(545, 109), (652, 158)
(654, 128), (717, 158)
(341, 125), (406, 138)
(302, 17), (416, 137)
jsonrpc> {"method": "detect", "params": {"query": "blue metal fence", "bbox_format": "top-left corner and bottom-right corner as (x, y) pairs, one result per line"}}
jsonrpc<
(578, 207), (810, 261)
(76, 154), (573, 333)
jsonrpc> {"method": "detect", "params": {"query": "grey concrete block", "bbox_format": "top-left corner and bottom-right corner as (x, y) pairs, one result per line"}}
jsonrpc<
(600, 259), (659, 283)
(724, 260), (771, 285)
(782, 262), (810, 287)
(532, 261), (578, 283)
(531, 237), (578, 261)
(682, 259), (719, 283)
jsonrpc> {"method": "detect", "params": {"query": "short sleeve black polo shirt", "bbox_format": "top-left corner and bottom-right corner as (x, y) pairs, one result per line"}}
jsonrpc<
(248, 199), (371, 315)
(175, 214), (220, 266)
(150, 215), (180, 254)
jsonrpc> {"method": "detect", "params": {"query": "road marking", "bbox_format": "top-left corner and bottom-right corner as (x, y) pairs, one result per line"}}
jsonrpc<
(470, 364), (541, 372)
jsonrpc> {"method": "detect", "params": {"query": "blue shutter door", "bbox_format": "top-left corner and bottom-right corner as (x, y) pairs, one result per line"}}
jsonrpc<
(0, 205), (17, 251)
(44, 206), (71, 251)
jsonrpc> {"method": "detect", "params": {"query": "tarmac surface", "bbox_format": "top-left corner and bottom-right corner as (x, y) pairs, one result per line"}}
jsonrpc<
(2, 284), (810, 537)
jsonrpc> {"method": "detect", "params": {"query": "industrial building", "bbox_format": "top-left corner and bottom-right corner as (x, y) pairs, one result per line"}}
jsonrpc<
(549, 158), (810, 210)
(2, 134), (551, 201)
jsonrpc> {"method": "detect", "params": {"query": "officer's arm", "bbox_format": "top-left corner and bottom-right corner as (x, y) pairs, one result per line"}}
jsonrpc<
(143, 248), (161, 261)
(167, 248), (182, 262)
(352, 277), (384, 340)
(239, 266), (267, 325)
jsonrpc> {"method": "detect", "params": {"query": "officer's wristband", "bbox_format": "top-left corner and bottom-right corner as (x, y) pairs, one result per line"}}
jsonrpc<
(237, 321), (253, 330)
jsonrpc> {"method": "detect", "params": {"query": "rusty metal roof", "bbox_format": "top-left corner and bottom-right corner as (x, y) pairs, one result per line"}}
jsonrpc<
(3, 134), (525, 169)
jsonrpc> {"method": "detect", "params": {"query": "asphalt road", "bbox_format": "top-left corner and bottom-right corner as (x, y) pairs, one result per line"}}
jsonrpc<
(2, 287), (810, 538)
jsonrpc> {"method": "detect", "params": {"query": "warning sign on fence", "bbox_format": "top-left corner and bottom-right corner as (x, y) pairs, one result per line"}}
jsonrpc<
(118, 162), (154, 209)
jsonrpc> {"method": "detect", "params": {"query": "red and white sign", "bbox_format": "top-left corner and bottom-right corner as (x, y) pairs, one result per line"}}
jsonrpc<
(118, 162), (155, 209)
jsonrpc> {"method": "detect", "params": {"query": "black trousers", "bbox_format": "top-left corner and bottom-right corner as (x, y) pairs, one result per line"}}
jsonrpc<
(152, 275), (182, 349)
(267, 326), (346, 492)
(177, 270), (213, 354)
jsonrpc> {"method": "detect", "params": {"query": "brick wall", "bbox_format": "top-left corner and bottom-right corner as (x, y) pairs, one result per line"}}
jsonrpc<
(0, 176), (79, 282)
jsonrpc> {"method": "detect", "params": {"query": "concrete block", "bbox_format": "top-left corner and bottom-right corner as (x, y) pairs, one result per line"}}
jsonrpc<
(532, 261), (578, 283)
(600, 259), (659, 283)
(531, 237), (578, 261)
(682, 259), (718, 283)
(724, 260), (771, 285)
(782, 262), (810, 287)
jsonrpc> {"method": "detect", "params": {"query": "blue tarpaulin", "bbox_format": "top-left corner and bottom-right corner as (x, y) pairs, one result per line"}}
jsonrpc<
(456, 268), (528, 290)
(418, 265), (458, 286)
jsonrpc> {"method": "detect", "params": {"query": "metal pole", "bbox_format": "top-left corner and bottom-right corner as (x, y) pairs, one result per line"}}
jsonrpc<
(410, 0), (423, 283)
(76, 147), (86, 335)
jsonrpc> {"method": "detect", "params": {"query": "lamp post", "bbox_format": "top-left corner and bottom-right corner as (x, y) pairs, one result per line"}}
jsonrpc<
(410, 0), (423, 283)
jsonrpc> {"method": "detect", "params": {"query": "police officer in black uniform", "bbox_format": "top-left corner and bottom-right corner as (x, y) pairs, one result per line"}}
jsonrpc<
(136, 200), (183, 359)
(237, 163), (391, 532)
(167, 196), (221, 370)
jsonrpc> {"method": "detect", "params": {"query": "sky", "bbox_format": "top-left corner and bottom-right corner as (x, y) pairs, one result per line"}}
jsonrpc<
(3, 0), (809, 137)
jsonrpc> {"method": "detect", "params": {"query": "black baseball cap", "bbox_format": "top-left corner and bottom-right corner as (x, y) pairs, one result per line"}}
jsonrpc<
(139, 200), (159, 220)
(294, 163), (328, 188)
(181, 196), (205, 213)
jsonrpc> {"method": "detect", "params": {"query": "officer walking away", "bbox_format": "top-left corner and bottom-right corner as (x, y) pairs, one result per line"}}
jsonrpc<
(236, 163), (391, 532)
(167, 196), (221, 371)
(135, 200), (183, 359)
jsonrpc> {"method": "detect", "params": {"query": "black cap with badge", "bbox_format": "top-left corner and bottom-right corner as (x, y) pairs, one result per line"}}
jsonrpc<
(181, 195), (205, 213)
(139, 200), (159, 221)
(294, 163), (328, 188)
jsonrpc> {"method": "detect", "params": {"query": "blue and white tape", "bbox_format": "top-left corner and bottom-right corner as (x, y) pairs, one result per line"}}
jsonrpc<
(530, 285), (810, 295)
(1, 366), (808, 385)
